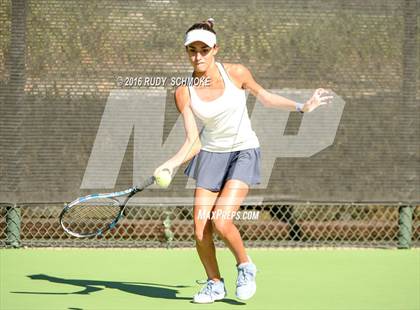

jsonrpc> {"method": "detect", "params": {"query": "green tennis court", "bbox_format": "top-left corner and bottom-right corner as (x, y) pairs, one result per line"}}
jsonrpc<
(1, 248), (419, 310)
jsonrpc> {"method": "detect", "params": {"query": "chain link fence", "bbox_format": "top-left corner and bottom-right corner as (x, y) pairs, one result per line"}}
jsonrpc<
(1, 203), (418, 248)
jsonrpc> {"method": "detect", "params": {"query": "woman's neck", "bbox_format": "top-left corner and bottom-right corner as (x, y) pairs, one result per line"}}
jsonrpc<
(193, 61), (219, 80)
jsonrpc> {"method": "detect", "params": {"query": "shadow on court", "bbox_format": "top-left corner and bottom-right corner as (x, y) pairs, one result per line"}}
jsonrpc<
(11, 274), (245, 305)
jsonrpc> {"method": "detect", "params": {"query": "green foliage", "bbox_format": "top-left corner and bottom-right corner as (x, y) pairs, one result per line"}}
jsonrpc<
(0, 1), (413, 97)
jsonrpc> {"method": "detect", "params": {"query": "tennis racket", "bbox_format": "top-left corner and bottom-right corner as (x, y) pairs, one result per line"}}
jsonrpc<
(60, 176), (155, 238)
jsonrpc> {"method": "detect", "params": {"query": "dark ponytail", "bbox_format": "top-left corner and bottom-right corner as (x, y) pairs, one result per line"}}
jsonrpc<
(186, 18), (216, 34)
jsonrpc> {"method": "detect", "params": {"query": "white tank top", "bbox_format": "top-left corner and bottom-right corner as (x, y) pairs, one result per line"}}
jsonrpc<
(188, 62), (260, 152)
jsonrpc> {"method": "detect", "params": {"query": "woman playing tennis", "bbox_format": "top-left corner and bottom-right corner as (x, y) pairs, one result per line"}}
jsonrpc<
(154, 18), (332, 303)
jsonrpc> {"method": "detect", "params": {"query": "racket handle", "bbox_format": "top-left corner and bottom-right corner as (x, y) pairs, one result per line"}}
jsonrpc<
(134, 176), (155, 193)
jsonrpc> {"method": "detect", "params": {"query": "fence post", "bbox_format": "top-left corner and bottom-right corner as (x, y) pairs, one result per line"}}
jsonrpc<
(163, 210), (174, 248)
(398, 205), (413, 249)
(6, 204), (21, 248)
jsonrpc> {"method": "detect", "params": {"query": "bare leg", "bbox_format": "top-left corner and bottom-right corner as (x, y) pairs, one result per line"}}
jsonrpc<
(212, 179), (250, 265)
(193, 187), (221, 281)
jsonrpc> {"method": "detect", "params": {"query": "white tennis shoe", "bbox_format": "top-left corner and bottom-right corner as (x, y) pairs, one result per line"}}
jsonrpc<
(235, 256), (257, 300)
(193, 278), (227, 303)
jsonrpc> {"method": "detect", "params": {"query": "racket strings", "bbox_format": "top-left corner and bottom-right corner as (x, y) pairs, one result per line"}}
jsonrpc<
(61, 198), (121, 236)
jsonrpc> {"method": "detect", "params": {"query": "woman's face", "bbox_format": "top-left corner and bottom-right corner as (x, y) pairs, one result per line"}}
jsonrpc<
(186, 41), (218, 73)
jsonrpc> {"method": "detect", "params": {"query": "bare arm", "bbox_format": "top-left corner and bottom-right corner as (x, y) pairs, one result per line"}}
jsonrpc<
(154, 86), (201, 176)
(227, 64), (333, 112)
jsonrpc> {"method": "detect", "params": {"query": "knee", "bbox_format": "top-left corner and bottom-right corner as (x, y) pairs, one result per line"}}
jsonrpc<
(212, 219), (231, 238)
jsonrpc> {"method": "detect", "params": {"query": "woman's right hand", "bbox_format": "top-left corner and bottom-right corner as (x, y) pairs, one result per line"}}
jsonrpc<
(154, 163), (174, 179)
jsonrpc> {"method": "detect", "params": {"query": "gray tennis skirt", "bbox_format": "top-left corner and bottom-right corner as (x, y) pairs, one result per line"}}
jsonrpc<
(184, 147), (261, 192)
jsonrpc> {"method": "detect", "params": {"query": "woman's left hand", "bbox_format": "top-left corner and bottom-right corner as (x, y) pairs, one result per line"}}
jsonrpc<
(302, 88), (334, 113)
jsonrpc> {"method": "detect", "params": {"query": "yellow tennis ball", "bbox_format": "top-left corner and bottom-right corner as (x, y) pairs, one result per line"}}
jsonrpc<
(155, 169), (172, 188)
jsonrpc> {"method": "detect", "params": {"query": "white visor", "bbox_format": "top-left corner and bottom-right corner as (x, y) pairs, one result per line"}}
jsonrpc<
(184, 29), (217, 47)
